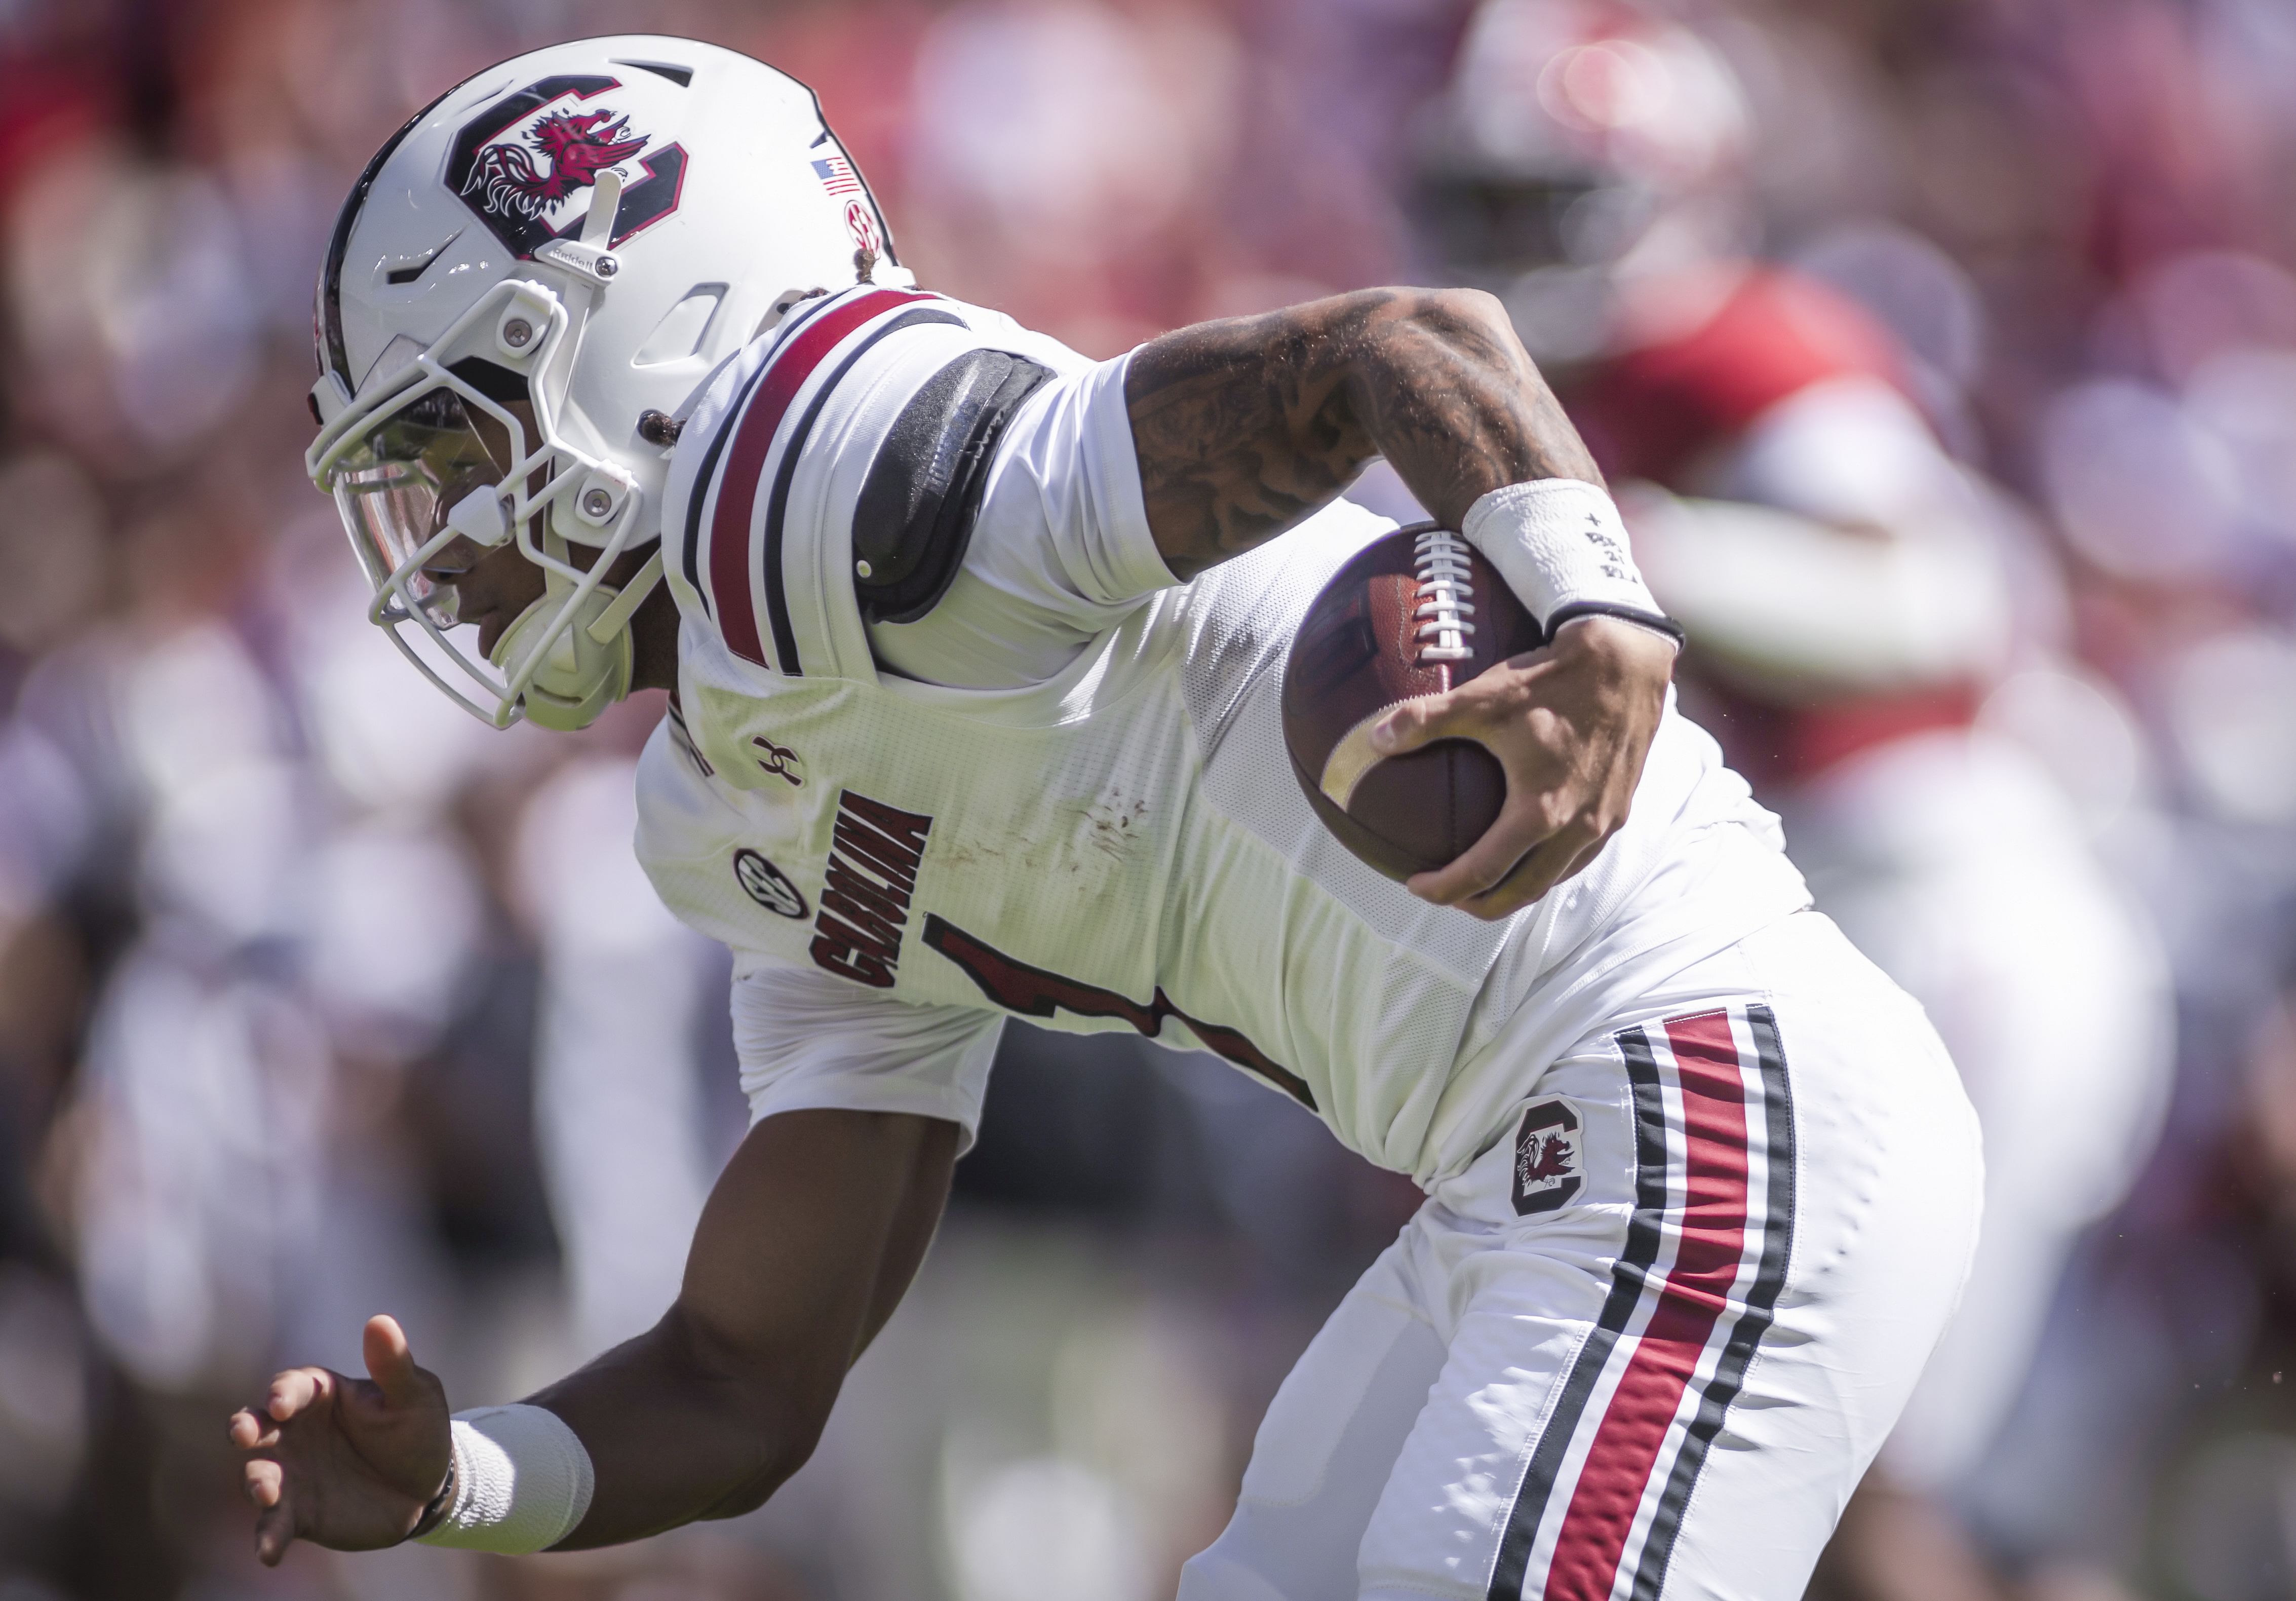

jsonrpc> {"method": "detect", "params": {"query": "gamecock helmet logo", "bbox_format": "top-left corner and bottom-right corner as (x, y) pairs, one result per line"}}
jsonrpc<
(445, 74), (689, 258)
(464, 109), (647, 224)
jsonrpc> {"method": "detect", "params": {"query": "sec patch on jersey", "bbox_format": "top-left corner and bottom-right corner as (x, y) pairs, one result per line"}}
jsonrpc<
(1281, 522), (1542, 880)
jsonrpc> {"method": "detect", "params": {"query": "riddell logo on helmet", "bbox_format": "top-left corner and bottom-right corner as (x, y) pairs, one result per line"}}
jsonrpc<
(445, 75), (689, 258)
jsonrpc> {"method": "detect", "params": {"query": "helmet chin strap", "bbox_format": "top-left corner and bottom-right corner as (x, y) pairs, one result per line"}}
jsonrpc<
(489, 536), (668, 731)
(584, 546), (665, 644)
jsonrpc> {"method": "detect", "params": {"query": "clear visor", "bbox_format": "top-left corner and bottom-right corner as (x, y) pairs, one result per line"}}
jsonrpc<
(330, 386), (522, 624)
(308, 278), (647, 731)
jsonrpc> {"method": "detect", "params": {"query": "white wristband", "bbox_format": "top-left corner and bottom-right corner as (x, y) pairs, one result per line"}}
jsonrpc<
(1460, 480), (1676, 643)
(415, 1405), (596, 1554)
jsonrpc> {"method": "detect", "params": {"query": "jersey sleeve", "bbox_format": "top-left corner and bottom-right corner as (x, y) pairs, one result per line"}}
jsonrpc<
(729, 954), (1005, 1149)
(665, 286), (1174, 691)
(869, 350), (1176, 688)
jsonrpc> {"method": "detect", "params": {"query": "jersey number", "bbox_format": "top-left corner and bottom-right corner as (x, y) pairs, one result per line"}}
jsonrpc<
(921, 914), (1314, 1110)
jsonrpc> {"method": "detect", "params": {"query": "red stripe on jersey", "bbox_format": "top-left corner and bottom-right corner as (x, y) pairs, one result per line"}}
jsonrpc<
(707, 289), (933, 667)
(1544, 1010), (1753, 1601)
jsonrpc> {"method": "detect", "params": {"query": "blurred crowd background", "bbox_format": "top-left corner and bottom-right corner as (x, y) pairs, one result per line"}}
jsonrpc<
(2, 1), (2295, 1599)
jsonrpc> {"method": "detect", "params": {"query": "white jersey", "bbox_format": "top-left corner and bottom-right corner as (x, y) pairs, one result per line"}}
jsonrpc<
(635, 285), (1808, 1183)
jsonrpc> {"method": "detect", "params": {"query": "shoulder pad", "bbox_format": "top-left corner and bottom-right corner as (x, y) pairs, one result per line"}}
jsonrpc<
(670, 286), (961, 676)
(852, 349), (1053, 625)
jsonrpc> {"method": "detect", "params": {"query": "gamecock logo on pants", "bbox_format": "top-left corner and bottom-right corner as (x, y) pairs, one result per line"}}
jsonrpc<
(1511, 1095), (1584, 1216)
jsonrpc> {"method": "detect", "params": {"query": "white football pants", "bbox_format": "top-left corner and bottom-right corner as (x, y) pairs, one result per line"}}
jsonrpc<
(1178, 911), (1981, 1601)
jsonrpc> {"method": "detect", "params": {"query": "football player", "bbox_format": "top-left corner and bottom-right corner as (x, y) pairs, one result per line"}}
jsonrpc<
(234, 37), (1978, 1600)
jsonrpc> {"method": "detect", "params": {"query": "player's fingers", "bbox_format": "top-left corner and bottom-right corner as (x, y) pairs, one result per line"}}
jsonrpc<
(1367, 683), (1480, 756)
(1458, 827), (1606, 921)
(267, 1366), (334, 1422)
(229, 1407), (280, 1451)
(244, 1457), (284, 1509)
(1403, 807), (1541, 906)
(1406, 805), (1594, 911)
(1405, 772), (1579, 902)
(363, 1314), (423, 1406)
(1366, 695), (1436, 755)
(254, 1499), (296, 1567)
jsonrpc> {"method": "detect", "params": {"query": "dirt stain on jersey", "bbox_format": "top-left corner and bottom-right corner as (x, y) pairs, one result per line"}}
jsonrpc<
(1082, 792), (1149, 861)
(933, 790), (1150, 890)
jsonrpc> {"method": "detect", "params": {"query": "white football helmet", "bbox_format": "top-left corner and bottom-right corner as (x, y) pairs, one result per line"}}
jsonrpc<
(305, 36), (910, 729)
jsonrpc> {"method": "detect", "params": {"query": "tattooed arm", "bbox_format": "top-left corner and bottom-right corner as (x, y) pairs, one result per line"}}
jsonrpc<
(1126, 288), (1675, 920)
(1125, 286), (1600, 578)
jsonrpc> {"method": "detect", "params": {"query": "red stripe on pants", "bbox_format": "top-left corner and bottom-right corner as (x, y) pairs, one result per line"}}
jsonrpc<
(706, 290), (929, 666)
(1543, 1010), (1752, 1600)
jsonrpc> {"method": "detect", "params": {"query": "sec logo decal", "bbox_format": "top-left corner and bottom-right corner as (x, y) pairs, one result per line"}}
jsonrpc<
(733, 849), (807, 919)
(1511, 1095), (1584, 1216)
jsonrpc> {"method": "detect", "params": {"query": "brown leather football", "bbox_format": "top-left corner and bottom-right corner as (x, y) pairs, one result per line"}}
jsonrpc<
(1282, 522), (1544, 881)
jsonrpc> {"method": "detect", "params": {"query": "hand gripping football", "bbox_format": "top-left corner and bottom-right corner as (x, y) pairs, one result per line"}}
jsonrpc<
(1282, 522), (1544, 880)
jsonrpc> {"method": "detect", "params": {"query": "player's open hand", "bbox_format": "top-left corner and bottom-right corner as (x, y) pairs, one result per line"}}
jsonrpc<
(1370, 615), (1675, 921)
(228, 1315), (451, 1566)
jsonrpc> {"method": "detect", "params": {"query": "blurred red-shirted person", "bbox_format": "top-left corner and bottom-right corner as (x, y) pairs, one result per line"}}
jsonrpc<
(1416, 7), (2173, 1599)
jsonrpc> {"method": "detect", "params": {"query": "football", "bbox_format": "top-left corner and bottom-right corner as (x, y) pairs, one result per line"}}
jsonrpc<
(1281, 522), (1544, 880)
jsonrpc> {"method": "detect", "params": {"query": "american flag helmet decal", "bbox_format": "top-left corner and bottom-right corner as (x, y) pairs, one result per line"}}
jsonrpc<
(812, 153), (863, 197)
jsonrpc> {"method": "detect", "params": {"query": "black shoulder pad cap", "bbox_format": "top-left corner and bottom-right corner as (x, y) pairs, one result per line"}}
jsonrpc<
(853, 348), (1054, 625)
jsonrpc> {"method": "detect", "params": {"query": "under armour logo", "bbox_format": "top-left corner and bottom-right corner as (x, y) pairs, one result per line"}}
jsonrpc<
(751, 736), (805, 787)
